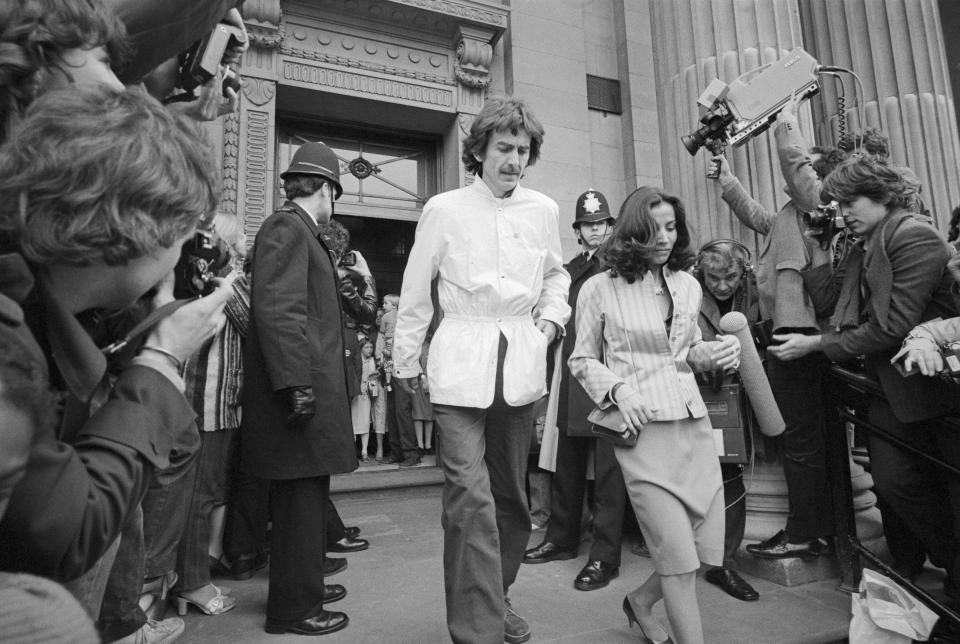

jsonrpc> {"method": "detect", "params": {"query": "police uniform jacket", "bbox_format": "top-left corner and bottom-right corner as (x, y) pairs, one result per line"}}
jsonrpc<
(241, 202), (358, 479)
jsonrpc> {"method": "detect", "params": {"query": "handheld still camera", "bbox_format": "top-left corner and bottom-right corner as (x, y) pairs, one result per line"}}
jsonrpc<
(682, 48), (822, 175)
(803, 199), (845, 234)
(173, 230), (231, 299)
(179, 23), (247, 97)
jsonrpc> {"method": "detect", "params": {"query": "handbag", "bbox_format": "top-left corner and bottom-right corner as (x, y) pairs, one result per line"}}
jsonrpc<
(587, 279), (641, 448)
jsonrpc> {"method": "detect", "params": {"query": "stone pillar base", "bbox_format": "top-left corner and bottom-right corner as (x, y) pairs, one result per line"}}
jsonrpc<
(738, 506), (886, 587)
(735, 550), (840, 587)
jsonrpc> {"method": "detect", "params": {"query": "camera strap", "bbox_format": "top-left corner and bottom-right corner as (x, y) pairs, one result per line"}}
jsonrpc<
(101, 298), (195, 355)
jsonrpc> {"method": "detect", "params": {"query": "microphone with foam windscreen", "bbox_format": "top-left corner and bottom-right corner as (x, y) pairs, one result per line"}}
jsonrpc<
(719, 311), (785, 437)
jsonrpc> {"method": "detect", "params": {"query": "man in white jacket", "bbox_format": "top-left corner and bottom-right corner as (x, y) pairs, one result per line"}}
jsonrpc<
(393, 95), (570, 644)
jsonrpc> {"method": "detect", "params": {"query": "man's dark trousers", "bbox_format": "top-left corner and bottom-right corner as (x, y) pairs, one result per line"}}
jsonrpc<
(766, 353), (834, 541)
(267, 476), (329, 621)
(392, 385), (420, 461)
(432, 336), (535, 644)
(546, 432), (626, 565)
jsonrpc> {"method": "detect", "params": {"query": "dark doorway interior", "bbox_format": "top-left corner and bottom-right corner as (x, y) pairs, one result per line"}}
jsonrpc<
(334, 214), (416, 303)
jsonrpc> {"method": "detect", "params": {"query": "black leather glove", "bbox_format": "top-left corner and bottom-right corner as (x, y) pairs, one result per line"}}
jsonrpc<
(283, 386), (316, 425)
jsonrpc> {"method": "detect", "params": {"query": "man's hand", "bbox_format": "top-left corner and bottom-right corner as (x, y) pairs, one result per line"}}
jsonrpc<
(144, 271), (236, 363)
(396, 376), (421, 394)
(768, 333), (821, 361)
(220, 8), (249, 66)
(536, 319), (558, 344)
(712, 334), (741, 371)
(283, 386), (316, 425)
(779, 92), (801, 126)
(709, 154), (733, 183)
(892, 341), (944, 376)
(175, 66), (239, 121)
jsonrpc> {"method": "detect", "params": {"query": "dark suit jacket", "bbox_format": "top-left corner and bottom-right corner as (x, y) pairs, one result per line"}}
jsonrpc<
(241, 202), (357, 479)
(0, 253), (194, 580)
(802, 211), (960, 422)
(557, 252), (604, 435)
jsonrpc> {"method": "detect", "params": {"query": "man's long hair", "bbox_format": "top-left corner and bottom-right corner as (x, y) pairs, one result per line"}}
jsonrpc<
(0, 85), (218, 266)
(461, 95), (544, 176)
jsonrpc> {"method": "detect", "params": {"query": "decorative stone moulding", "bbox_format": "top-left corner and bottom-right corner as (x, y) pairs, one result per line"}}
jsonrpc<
(454, 37), (492, 88)
(387, 0), (506, 29)
(282, 46), (454, 86)
(242, 0), (283, 49)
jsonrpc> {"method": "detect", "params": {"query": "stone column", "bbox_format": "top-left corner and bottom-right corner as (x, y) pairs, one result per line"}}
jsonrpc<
(235, 0), (282, 247)
(799, 0), (960, 231)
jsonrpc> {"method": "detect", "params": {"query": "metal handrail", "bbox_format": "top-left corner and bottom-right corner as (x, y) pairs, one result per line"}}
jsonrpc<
(826, 364), (960, 633)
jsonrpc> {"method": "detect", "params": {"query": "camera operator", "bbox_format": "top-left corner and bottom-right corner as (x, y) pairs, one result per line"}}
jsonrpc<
(0, 84), (231, 593)
(709, 96), (847, 560)
(773, 155), (960, 596)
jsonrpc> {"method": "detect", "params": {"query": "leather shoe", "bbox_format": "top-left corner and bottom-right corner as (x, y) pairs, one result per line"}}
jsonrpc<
(323, 584), (346, 604)
(523, 541), (576, 564)
(745, 530), (819, 560)
(328, 536), (369, 553)
(323, 557), (347, 577)
(265, 610), (349, 636)
(574, 560), (619, 591)
(344, 526), (361, 539)
(704, 567), (759, 601)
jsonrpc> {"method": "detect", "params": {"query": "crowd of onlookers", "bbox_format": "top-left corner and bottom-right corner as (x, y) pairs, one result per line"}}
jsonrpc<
(3, 1), (960, 643)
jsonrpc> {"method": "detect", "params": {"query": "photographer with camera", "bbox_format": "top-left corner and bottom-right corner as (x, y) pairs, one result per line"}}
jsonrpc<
(0, 84), (231, 612)
(708, 95), (847, 561)
(773, 155), (960, 599)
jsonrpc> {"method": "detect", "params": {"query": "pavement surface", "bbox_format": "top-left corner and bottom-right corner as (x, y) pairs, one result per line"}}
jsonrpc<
(173, 481), (864, 644)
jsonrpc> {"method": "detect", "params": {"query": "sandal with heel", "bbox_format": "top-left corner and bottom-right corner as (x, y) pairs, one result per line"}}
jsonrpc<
(176, 584), (237, 616)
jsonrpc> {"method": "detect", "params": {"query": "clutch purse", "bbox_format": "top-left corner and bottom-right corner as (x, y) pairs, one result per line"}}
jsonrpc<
(587, 406), (639, 447)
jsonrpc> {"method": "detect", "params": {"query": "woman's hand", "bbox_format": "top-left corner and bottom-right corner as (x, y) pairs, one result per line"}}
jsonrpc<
(891, 341), (944, 376)
(712, 334), (741, 371)
(616, 389), (656, 436)
(768, 333), (821, 361)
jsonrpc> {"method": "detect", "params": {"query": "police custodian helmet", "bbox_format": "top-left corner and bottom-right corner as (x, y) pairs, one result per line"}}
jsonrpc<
(280, 141), (343, 199)
(573, 188), (613, 229)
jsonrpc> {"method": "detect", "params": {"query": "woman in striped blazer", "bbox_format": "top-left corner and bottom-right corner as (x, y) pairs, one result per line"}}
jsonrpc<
(569, 187), (741, 644)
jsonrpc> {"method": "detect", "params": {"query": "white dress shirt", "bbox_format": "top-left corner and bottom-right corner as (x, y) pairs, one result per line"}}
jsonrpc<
(393, 177), (571, 408)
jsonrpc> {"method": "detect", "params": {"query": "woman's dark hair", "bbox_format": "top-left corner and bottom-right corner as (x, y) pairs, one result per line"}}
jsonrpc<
(461, 95), (544, 176)
(820, 156), (916, 212)
(949, 206), (960, 244)
(599, 186), (695, 283)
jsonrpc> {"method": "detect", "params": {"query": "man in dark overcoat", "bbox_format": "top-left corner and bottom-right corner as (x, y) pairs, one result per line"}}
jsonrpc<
(523, 189), (628, 592)
(241, 141), (357, 637)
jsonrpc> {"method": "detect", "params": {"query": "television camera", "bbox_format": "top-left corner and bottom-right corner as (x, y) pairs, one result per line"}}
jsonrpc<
(682, 47), (822, 176)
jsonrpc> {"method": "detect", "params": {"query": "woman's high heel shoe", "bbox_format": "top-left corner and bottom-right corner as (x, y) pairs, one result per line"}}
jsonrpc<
(176, 584), (237, 616)
(622, 596), (673, 644)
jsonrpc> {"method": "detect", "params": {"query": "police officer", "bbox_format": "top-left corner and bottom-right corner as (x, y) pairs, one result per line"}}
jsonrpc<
(242, 142), (357, 636)
(524, 189), (629, 592)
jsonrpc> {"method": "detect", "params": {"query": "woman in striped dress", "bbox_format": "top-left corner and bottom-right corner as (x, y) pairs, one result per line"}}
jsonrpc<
(569, 186), (741, 644)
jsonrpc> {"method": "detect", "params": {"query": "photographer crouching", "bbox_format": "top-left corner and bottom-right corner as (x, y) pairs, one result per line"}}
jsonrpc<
(0, 85), (233, 614)
(769, 155), (960, 600)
